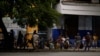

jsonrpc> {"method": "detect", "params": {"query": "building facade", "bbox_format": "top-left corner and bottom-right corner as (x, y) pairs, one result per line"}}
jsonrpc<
(52, 0), (100, 40)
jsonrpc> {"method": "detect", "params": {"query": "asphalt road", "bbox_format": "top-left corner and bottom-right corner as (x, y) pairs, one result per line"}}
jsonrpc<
(0, 52), (100, 56)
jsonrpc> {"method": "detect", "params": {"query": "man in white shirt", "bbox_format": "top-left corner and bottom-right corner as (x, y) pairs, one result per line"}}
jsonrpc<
(32, 30), (39, 49)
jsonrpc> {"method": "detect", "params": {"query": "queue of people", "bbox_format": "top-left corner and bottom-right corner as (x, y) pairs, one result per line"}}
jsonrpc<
(8, 29), (99, 51)
(54, 32), (99, 51)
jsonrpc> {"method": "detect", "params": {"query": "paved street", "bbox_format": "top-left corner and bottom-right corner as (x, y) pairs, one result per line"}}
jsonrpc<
(0, 52), (100, 56)
(0, 47), (100, 52)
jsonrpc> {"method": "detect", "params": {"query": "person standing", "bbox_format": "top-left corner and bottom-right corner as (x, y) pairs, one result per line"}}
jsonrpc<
(64, 35), (70, 49)
(9, 29), (15, 49)
(82, 36), (86, 49)
(23, 33), (28, 49)
(93, 33), (98, 49)
(32, 30), (39, 49)
(61, 35), (66, 49)
(84, 32), (92, 51)
(17, 31), (23, 49)
(38, 37), (45, 49)
(74, 33), (81, 51)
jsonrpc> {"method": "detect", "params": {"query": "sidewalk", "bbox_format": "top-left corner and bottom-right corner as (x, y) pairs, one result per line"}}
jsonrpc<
(0, 48), (100, 52)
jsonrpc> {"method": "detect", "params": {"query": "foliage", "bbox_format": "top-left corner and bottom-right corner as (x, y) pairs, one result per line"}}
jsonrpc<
(0, 0), (61, 28)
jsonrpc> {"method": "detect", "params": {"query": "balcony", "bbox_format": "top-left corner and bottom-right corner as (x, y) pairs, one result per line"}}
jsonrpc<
(62, 0), (100, 6)
(56, 0), (100, 16)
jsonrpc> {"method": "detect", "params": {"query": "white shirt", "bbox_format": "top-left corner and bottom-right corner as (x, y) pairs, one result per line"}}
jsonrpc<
(33, 34), (39, 42)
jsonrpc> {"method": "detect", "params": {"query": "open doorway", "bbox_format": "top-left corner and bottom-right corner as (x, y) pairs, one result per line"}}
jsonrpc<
(92, 16), (100, 40)
(64, 15), (78, 39)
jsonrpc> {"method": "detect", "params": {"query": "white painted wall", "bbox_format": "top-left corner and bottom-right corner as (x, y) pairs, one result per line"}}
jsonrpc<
(2, 17), (22, 32)
(2, 16), (26, 39)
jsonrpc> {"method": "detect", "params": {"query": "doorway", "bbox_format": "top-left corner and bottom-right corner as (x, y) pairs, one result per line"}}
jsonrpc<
(92, 16), (100, 39)
(64, 15), (78, 39)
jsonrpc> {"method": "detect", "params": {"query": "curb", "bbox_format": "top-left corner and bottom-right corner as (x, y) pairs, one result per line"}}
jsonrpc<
(0, 49), (100, 52)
